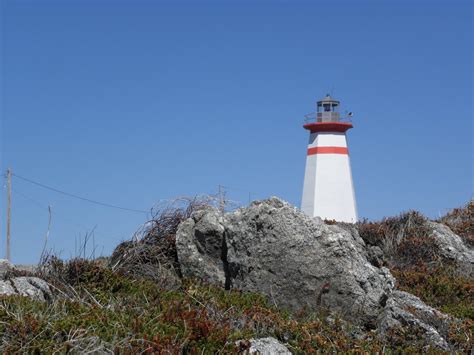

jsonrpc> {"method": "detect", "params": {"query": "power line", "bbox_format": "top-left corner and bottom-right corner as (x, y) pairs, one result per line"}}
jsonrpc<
(11, 173), (148, 214)
(11, 186), (114, 261)
(11, 187), (49, 211)
(12, 186), (101, 232)
(219, 185), (261, 205)
(220, 184), (259, 197)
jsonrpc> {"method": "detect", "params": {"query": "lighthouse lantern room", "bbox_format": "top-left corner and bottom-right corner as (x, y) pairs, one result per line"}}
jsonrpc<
(301, 94), (358, 223)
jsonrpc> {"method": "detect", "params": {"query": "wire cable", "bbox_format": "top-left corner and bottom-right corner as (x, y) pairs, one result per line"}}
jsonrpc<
(12, 185), (134, 254)
(11, 187), (49, 212)
(12, 173), (148, 214)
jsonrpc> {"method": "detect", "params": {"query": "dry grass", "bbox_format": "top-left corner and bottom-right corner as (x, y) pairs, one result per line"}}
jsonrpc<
(109, 196), (215, 288)
(438, 200), (474, 247)
(358, 211), (441, 269)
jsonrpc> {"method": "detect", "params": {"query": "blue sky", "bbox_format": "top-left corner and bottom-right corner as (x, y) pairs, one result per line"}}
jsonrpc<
(1, 0), (472, 264)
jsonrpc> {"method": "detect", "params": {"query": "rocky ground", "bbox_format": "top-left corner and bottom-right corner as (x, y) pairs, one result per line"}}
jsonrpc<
(0, 198), (472, 353)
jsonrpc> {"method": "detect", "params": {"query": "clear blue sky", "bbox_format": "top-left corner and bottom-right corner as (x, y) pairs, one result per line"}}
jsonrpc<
(1, 0), (472, 264)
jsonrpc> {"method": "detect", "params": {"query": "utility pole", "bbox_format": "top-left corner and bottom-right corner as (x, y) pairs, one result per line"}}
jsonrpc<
(218, 184), (226, 214)
(6, 168), (11, 261)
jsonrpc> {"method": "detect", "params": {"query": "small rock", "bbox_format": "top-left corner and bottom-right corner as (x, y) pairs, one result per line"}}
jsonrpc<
(0, 280), (16, 296)
(0, 259), (14, 279)
(427, 221), (473, 273)
(237, 337), (291, 354)
(0, 277), (52, 301)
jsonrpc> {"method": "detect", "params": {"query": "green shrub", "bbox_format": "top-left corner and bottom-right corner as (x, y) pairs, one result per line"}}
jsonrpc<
(392, 265), (473, 320)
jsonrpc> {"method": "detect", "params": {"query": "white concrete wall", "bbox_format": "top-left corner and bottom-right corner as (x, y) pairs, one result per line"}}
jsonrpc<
(301, 132), (358, 223)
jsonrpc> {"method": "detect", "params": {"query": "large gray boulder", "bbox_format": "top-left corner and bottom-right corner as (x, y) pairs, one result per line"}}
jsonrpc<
(176, 197), (395, 326)
(176, 197), (459, 349)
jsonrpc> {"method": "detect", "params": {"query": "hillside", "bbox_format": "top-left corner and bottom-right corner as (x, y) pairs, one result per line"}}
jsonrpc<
(0, 198), (472, 353)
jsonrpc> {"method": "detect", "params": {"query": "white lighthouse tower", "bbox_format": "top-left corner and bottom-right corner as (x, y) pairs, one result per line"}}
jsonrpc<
(301, 94), (358, 223)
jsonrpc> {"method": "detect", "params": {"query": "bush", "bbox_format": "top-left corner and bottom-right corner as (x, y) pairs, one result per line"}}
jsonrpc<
(109, 197), (214, 287)
(438, 200), (474, 247)
(392, 264), (474, 320)
(358, 211), (441, 269)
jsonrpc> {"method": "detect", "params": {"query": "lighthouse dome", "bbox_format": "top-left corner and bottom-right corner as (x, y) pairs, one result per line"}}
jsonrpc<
(317, 94), (340, 105)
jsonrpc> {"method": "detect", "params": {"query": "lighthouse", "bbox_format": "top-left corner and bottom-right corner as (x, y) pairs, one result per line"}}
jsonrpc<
(301, 94), (358, 223)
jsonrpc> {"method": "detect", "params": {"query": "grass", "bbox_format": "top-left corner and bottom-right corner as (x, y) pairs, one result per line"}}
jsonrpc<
(1, 201), (472, 353)
(0, 258), (396, 353)
(1, 258), (472, 353)
(437, 200), (474, 247)
(356, 209), (474, 352)
(392, 264), (473, 320)
(357, 211), (442, 269)
(391, 265), (474, 351)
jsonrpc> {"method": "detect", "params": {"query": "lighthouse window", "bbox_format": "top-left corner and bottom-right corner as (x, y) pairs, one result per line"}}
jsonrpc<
(323, 104), (331, 112)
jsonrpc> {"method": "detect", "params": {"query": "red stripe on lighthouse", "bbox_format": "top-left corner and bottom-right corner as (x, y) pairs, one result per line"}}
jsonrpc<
(307, 146), (349, 155)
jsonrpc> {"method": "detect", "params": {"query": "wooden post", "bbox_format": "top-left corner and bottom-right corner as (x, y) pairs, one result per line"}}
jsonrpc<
(6, 168), (11, 261)
(218, 185), (226, 214)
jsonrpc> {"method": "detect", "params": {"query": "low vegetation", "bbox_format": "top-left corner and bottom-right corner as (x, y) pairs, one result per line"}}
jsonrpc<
(358, 206), (473, 314)
(358, 211), (440, 269)
(357, 205), (473, 352)
(2, 258), (391, 353)
(392, 264), (473, 319)
(109, 197), (213, 287)
(437, 200), (474, 247)
(0, 200), (472, 353)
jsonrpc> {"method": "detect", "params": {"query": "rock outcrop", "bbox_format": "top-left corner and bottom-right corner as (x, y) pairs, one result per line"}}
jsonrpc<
(177, 197), (395, 327)
(427, 221), (473, 272)
(377, 291), (452, 350)
(175, 197), (472, 349)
